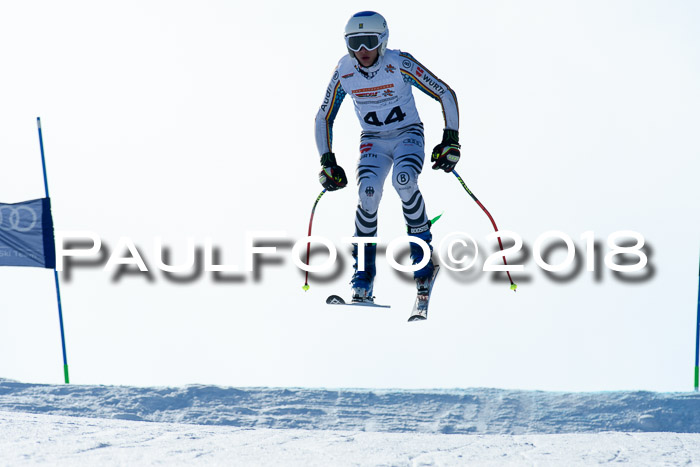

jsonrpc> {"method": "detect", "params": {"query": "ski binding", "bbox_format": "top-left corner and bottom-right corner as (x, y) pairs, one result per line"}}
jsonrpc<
(326, 295), (390, 309)
(408, 265), (440, 322)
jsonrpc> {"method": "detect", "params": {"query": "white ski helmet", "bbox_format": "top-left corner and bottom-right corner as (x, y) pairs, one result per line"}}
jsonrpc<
(344, 11), (389, 57)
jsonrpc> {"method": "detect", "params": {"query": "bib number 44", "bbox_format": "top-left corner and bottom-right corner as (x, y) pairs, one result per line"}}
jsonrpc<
(363, 106), (407, 127)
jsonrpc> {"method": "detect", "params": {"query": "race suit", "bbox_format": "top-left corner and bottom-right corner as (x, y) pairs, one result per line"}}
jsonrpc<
(314, 48), (459, 238)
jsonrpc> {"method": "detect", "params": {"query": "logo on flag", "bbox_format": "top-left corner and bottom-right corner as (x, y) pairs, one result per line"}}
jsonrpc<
(0, 205), (39, 232)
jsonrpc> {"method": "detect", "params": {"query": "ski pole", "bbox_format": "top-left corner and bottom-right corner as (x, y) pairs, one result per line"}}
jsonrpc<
(451, 169), (517, 291)
(302, 189), (327, 291)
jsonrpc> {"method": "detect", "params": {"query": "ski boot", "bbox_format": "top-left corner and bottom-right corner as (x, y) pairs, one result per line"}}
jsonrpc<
(408, 221), (435, 283)
(351, 271), (374, 303)
(351, 242), (376, 303)
(408, 222), (438, 321)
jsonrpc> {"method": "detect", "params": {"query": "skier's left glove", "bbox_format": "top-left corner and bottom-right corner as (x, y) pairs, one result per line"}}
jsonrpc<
(431, 129), (461, 173)
(318, 152), (348, 191)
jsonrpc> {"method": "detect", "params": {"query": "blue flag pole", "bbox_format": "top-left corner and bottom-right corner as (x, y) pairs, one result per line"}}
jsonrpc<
(37, 117), (70, 384)
(695, 255), (700, 391)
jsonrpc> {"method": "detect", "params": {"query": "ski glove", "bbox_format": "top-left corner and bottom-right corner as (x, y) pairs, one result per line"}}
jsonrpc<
(431, 129), (461, 173)
(319, 152), (348, 191)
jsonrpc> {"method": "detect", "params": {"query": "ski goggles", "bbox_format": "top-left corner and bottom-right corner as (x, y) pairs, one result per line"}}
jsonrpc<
(345, 34), (381, 52)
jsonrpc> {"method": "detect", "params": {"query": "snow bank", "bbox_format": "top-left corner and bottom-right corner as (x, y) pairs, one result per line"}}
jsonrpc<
(1, 379), (699, 435)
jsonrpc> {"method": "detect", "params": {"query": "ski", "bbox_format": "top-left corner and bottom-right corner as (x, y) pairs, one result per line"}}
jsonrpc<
(408, 265), (440, 322)
(326, 295), (391, 309)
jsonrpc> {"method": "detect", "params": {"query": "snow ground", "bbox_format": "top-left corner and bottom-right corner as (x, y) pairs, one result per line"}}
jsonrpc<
(3, 411), (700, 466)
(1, 379), (700, 465)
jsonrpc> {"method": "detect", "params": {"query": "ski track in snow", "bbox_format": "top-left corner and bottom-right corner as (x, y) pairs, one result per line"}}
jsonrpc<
(2, 379), (700, 465)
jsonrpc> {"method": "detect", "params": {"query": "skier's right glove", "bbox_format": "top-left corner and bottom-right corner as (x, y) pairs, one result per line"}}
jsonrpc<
(318, 152), (348, 191)
(431, 129), (461, 173)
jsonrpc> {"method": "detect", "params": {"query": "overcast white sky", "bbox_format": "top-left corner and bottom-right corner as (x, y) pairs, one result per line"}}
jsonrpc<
(1, 0), (699, 392)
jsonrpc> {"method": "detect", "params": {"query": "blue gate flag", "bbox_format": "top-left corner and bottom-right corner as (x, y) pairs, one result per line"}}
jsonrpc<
(0, 197), (56, 269)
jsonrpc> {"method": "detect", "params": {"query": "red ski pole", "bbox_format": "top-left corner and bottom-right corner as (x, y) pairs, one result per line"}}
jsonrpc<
(302, 189), (327, 291)
(452, 170), (517, 291)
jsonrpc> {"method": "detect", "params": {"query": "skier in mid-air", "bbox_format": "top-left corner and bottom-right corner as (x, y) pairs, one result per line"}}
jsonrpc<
(315, 11), (460, 316)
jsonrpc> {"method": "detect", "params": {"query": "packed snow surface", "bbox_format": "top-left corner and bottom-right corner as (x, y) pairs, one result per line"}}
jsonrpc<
(2, 379), (700, 465)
